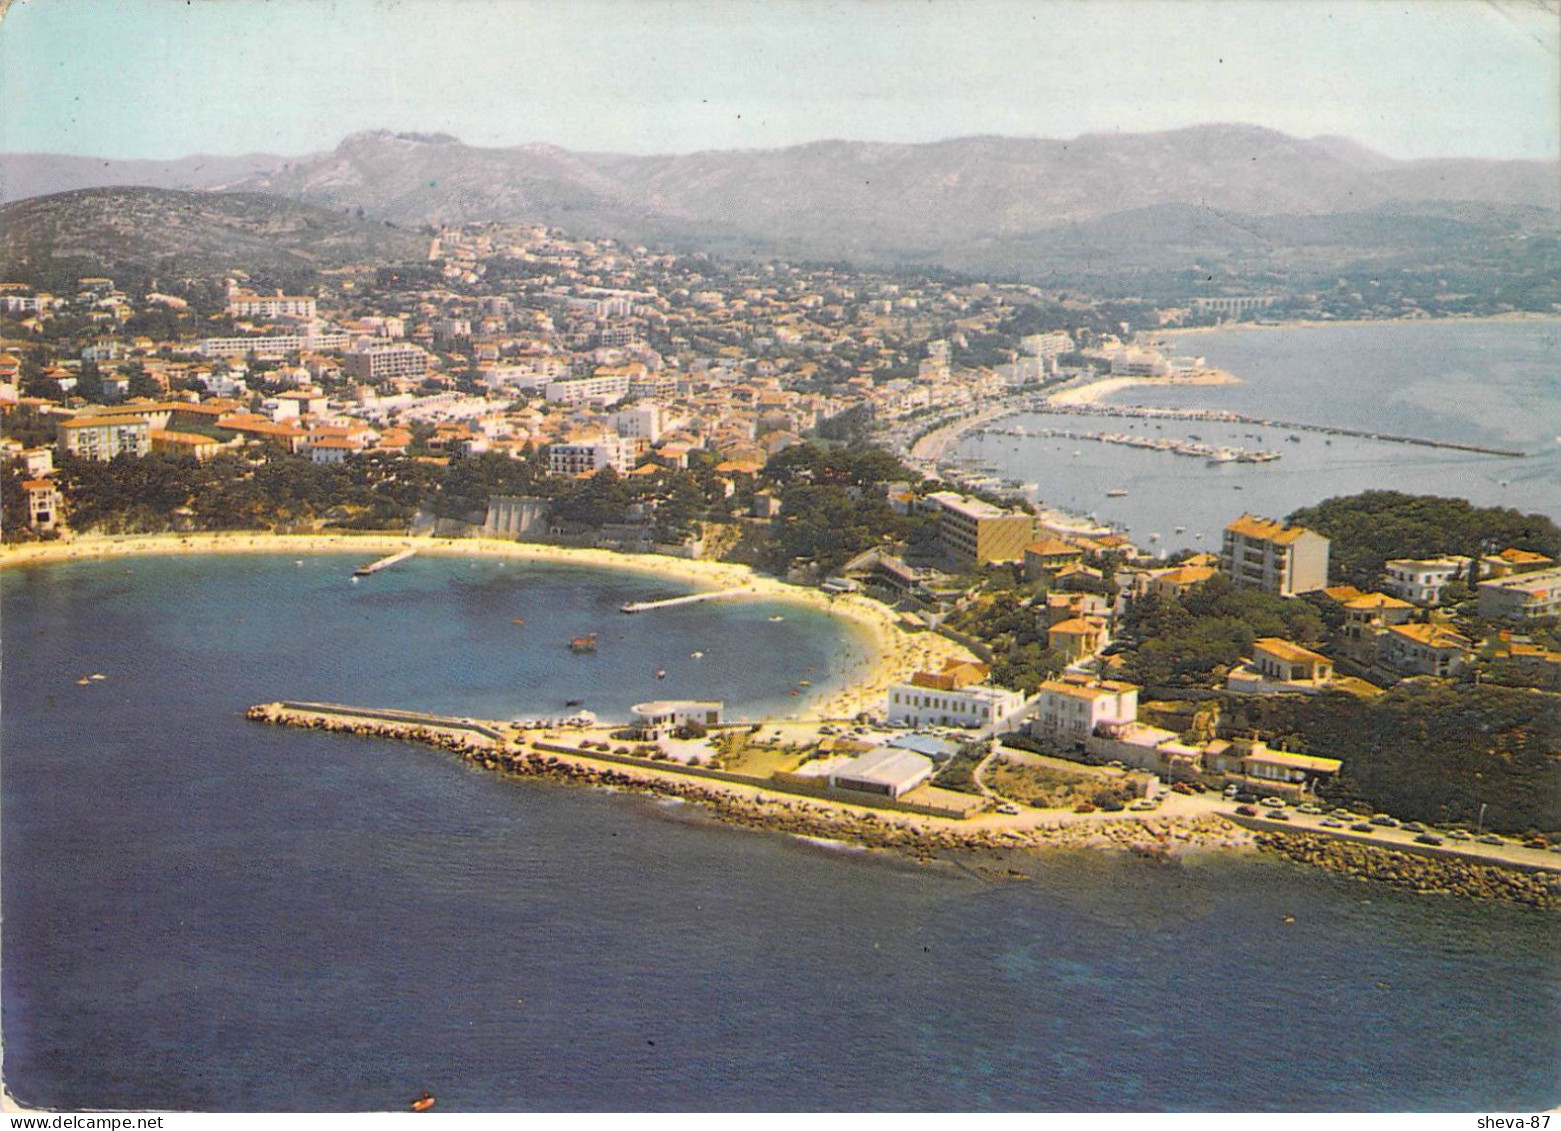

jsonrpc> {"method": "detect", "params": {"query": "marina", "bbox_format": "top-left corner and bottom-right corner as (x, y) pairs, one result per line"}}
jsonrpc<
(978, 424), (1282, 464)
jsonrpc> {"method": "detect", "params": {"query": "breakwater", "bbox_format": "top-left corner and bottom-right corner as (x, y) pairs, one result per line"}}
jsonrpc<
(980, 424), (1281, 463)
(245, 701), (1249, 860)
(1256, 832), (1561, 910)
(1027, 403), (1527, 458)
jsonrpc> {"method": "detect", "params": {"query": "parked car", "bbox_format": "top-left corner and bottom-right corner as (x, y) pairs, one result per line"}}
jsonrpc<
(1172, 782), (1197, 796)
(1330, 808), (1355, 820)
(1266, 810), (1292, 821)
(1401, 821), (1426, 833)
(1260, 797), (1286, 808)
(1319, 818), (1345, 828)
(1477, 834), (1504, 845)
(1351, 823), (1376, 833)
(1235, 805), (1259, 817)
(996, 803), (1021, 816)
(1414, 834), (1444, 846)
(1445, 829), (1473, 841)
(1235, 792), (1259, 804)
(1369, 815), (1399, 827)
(1298, 803), (1323, 815)
(1074, 802), (1097, 814)
(1129, 799), (1158, 811)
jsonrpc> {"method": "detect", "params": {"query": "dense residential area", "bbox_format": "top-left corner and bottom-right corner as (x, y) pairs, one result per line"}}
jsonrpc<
(2, 224), (1558, 841)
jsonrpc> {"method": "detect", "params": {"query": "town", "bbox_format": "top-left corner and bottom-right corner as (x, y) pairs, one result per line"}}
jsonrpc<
(2, 222), (1558, 878)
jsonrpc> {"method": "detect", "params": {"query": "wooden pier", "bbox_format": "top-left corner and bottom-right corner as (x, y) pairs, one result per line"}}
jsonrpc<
(620, 589), (744, 614)
(353, 547), (418, 576)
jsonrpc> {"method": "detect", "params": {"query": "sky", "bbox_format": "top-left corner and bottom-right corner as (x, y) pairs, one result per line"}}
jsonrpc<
(0, 0), (1556, 161)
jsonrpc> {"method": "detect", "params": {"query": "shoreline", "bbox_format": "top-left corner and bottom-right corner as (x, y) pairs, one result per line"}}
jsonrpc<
(1045, 368), (1241, 408)
(0, 530), (977, 722)
(1150, 311), (1561, 340)
(248, 702), (1561, 909)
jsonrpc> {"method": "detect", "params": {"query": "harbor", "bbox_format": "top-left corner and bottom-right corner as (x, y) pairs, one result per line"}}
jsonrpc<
(978, 423), (1282, 464)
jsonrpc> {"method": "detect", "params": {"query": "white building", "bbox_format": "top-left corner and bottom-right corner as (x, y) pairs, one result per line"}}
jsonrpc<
(886, 661), (1027, 732)
(344, 344), (430, 382)
(545, 372), (630, 407)
(631, 700), (724, 737)
(1382, 558), (1463, 605)
(613, 404), (664, 443)
(828, 747), (935, 798)
(549, 434), (631, 477)
(1030, 678), (1139, 744)
(226, 291), (317, 320)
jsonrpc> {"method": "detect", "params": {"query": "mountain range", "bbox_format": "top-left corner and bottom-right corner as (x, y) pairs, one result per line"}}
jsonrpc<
(3, 124), (1556, 291)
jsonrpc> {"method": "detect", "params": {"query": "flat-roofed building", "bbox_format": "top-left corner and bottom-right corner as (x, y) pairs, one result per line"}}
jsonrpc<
(631, 699), (724, 737)
(828, 747), (935, 798)
(926, 491), (1037, 566)
(544, 372), (630, 407)
(57, 414), (151, 460)
(1478, 567), (1561, 621)
(344, 344), (430, 382)
(1383, 558), (1463, 605)
(1220, 513), (1329, 596)
(549, 434), (631, 477)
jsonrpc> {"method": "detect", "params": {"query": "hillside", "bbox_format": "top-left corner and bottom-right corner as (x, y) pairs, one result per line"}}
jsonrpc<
(0, 188), (428, 290)
(5, 125), (1558, 294)
(0, 151), (289, 204)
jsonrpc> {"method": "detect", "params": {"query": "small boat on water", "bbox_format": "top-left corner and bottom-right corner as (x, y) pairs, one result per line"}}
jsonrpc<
(565, 699), (585, 708)
(1106, 489), (1128, 498)
(570, 633), (598, 653)
(90, 673), (106, 681)
(768, 615), (785, 622)
(411, 1092), (436, 1113)
(690, 650), (704, 659)
(512, 618), (525, 626)
(76, 677), (91, 686)
(656, 669), (667, 680)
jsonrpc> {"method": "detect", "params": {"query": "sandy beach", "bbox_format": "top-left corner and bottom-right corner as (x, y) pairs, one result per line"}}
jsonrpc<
(1045, 368), (1241, 407)
(1, 531), (977, 722)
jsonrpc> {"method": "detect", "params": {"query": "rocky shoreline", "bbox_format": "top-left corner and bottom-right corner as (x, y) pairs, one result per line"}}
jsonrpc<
(247, 704), (1557, 908)
(1256, 831), (1561, 911)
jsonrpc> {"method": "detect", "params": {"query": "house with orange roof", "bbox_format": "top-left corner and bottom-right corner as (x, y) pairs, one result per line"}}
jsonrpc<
(150, 430), (221, 460)
(1381, 622), (1472, 677)
(1048, 616), (1110, 665)
(1227, 637), (1335, 694)
(1022, 536), (1084, 578)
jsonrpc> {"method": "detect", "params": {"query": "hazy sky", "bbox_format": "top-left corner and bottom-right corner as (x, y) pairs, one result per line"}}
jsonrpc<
(1, 0), (1556, 160)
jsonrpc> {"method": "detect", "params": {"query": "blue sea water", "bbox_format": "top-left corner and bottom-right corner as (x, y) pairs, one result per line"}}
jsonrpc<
(959, 319), (1561, 552)
(3, 554), (1558, 1111)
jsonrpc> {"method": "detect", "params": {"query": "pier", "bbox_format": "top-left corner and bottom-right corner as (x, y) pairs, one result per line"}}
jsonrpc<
(620, 588), (745, 614)
(353, 547), (418, 576)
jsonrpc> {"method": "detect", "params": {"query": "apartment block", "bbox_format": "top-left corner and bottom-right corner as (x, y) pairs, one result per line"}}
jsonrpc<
(1220, 514), (1330, 596)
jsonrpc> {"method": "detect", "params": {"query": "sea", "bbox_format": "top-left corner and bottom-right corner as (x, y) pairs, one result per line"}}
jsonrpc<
(956, 319), (1561, 553)
(3, 322), (1560, 1112)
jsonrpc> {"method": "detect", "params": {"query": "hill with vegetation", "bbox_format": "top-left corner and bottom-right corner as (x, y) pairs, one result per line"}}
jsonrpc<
(0, 188), (427, 291)
(1286, 491), (1561, 589)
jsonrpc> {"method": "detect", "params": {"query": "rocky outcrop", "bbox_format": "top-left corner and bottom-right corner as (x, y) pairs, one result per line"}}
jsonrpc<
(1256, 831), (1561, 911)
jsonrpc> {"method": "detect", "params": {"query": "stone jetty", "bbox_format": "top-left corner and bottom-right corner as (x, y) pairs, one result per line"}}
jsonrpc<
(247, 702), (1556, 907)
(1256, 831), (1561, 911)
